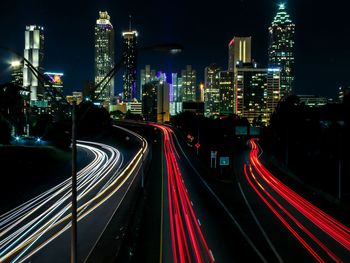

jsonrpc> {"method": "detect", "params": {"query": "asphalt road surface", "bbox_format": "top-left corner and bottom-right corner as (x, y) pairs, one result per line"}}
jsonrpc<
(0, 125), (148, 263)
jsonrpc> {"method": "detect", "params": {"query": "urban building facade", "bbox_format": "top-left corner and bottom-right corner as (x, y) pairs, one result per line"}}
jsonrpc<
(23, 25), (44, 101)
(43, 72), (64, 103)
(268, 4), (295, 98)
(236, 64), (280, 125)
(127, 100), (142, 115)
(140, 65), (156, 100)
(228, 36), (251, 73)
(181, 65), (196, 102)
(122, 26), (138, 102)
(142, 79), (170, 122)
(170, 74), (183, 116)
(219, 71), (235, 115)
(94, 11), (115, 104)
(204, 64), (221, 117)
(197, 83), (205, 103)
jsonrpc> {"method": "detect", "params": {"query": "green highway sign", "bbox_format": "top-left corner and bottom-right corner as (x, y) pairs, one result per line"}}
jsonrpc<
(219, 157), (229, 166)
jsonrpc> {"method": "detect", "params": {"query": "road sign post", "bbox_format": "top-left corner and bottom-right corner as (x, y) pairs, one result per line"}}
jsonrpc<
(210, 151), (217, 168)
(219, 156), (229, 177)
(195, 142), (200, 155)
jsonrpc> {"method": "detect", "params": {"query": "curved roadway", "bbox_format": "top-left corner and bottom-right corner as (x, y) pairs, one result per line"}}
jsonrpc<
(0, 125), (148, 263)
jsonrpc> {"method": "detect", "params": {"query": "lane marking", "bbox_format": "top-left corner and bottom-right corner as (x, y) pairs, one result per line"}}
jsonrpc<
(209, 249), (215, 262)
(238, 181), (284, 263)
(171, 131), (268, 263)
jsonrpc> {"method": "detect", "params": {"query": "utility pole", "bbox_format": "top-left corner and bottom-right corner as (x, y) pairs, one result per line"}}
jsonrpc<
(71, 101), (78, 263)
(338, 128), (342, 201)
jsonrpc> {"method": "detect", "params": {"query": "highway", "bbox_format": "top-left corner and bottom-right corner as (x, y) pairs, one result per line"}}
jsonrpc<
(150, 123), (350, 262)
(0, 125), (148, 262)
(152, 123), (267, 263)
(238, 138), (350, 262)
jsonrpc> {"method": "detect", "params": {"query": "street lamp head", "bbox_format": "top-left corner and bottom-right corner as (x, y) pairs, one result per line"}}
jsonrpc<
(10, 60), (21, 67)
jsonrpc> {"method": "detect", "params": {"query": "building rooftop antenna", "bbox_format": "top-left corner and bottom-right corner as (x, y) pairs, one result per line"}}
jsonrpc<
(129, 15), (132, 31)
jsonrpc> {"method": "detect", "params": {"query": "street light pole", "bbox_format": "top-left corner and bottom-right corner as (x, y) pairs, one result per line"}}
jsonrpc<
(337, 127), (342, 201)
(71, 101), (78, 263)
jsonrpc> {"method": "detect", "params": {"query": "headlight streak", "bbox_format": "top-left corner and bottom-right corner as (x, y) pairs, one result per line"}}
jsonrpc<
(0, 135), (148, 263)
(151, 123), (214, 263)
(245, 138), (350, 262)
(0, 142), (116, 261)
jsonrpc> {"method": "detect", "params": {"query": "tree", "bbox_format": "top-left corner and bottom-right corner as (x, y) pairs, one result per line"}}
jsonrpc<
(0, 83), (25, 136)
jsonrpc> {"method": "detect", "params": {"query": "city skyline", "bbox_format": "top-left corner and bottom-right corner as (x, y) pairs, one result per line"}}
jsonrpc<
(0, 0), (349, 99)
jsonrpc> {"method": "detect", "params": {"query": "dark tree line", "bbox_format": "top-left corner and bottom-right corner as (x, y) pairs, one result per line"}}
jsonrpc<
(260, 95), (350, 200)
(0, 82), (112, 148)
(0, 83), (24, 144)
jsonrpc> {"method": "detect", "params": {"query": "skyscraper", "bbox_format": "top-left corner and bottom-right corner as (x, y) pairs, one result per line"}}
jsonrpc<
(23, 25), (44, 101)
(236, 64), (280, 125)
(142, 77), (170, 123)
(204, 64), (221, 117)
(140, 65), (156, 100)
(228, 36), (251, 73)
(219, 71), (235, 115)
(94, 11), (115, 104)
(268, 3), (295, 98)
(122, 19), (138, 102)
(181, 65), (196, 102)
(170, 73), (183, 115)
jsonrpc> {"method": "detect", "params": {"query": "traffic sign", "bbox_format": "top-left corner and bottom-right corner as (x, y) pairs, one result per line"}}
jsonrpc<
(219, 157), (229, 166)
(195, 143), (201, 148)
(211, 151), (217, 158)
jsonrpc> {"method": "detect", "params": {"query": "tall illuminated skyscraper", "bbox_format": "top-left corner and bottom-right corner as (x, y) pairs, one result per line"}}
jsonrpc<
(268, 3), (295, 98)
(94, 11), (115, 103)
(23, 25), (44, 101)
(228, 36), (251, 73)
(204, 64), (221, 117)
(122, 18), (138, 102)
(219, 71), (235, 115)
(181, 65), (196, 102)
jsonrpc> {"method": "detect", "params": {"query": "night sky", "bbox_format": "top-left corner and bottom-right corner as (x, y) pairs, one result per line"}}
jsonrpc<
(0, 0), (349, 99)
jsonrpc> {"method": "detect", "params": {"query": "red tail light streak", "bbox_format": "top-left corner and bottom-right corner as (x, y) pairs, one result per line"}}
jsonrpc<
(151, 124), (214, 263)
(245, 138), (350, 262)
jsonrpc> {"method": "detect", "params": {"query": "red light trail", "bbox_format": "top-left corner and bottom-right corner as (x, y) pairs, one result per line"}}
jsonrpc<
(152, 124), (214, 263)
(245, 138), (350, 262)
